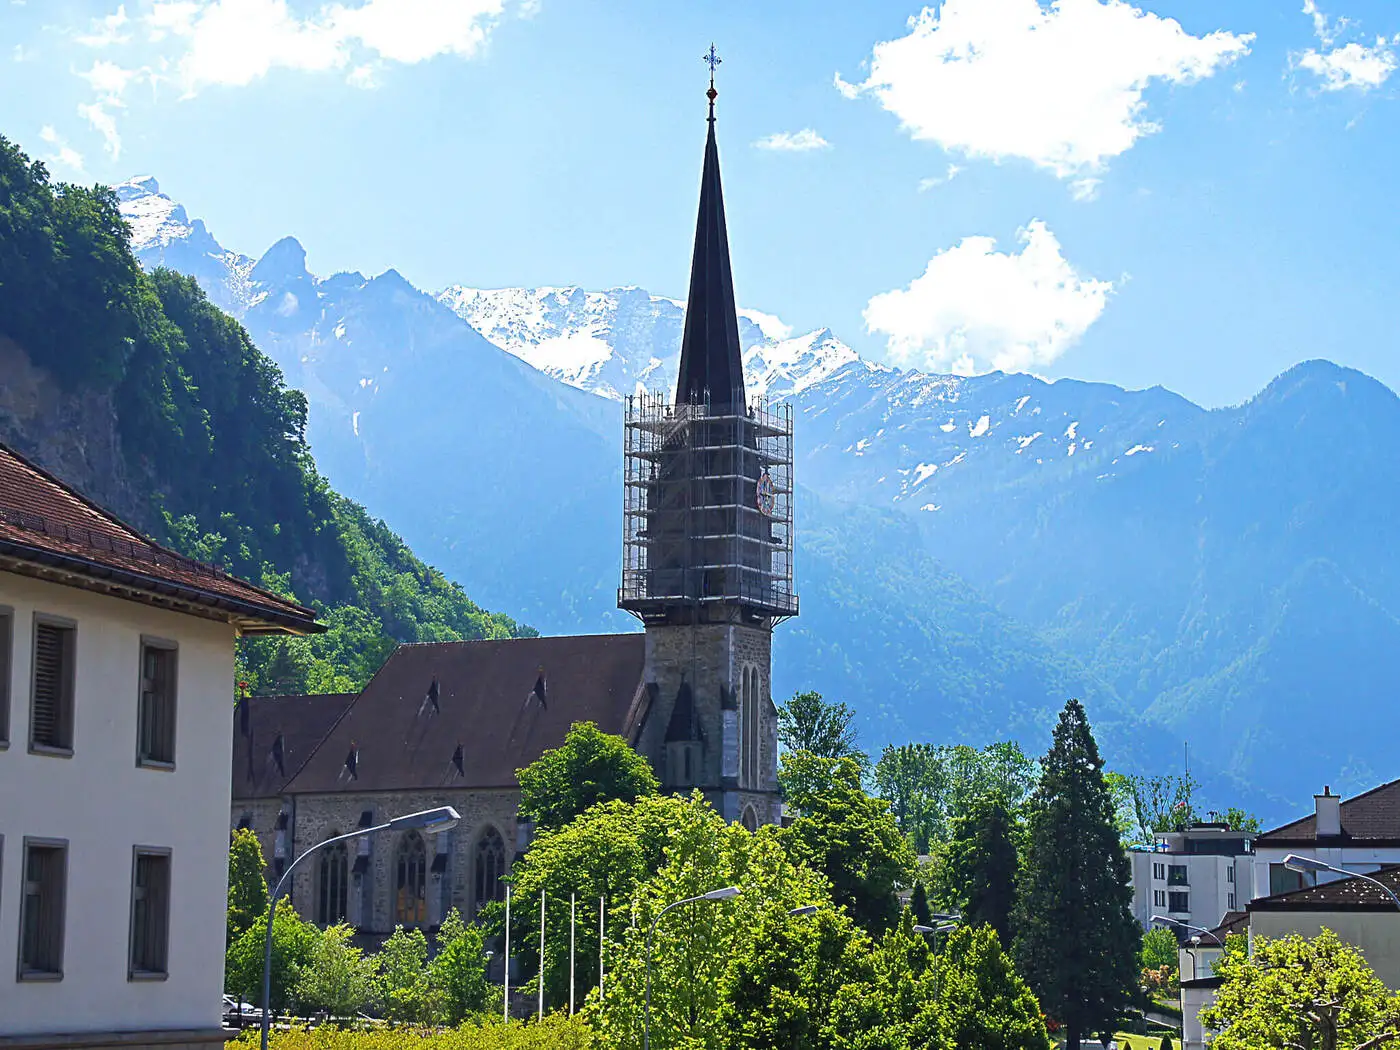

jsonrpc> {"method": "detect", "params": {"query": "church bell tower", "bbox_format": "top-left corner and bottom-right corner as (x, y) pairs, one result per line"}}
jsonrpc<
(619, 51), (798, 829)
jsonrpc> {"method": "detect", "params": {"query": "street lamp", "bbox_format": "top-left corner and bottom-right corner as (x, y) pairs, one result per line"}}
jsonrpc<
(913, 918), (959, 999)
(1283, 853), (1400, 910)
(643, 886), (741, 1050)
(788, 905), (818, 917)
(260, 807), (460, 1050)
(1150, 915), (1225, 948)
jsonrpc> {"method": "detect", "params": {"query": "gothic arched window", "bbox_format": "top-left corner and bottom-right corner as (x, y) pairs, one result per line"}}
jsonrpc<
(316, 837), (348, 927)
(742, 805), (759, 832)
(474, 827), (507, 913)
(744, 667), (761, 789)
(394, 832), (427, 926)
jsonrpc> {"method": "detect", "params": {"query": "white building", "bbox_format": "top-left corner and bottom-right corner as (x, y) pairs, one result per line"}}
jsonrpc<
(1129, 823), (1255, 933)
(1252, 783), (1400, 898)
(0, 444), (319, 1047)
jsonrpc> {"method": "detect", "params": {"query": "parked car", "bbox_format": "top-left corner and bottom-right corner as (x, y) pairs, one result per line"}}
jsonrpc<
(222, 995), (265, 1027)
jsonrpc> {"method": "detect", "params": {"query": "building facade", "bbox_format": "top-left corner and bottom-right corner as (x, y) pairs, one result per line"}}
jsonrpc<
(0, 444), (320, 1046)
(1252, 783), (1400, 898)
(230, 82), (796, 937)
(1129, 823), (1255, 933)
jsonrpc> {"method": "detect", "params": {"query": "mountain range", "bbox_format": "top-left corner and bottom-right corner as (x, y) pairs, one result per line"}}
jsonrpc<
(115, 175), (1400, 822)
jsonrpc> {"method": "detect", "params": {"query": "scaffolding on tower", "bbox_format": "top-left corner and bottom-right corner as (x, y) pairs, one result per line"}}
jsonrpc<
(620, 391), (797, 625)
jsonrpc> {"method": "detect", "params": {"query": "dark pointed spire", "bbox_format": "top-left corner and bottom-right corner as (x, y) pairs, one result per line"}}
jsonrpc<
(676, 48), (745, 412)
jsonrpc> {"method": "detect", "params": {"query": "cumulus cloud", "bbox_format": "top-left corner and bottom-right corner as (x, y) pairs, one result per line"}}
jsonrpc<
(753, 128), (831, 152)
(39, 126), (85, 172)
(1293, 2), (1397, 92)
(918, 163), (961, 191)
(864, 220), (1113, 376)
(77, 6), (132, 47)
(837, 0), (1253, 181)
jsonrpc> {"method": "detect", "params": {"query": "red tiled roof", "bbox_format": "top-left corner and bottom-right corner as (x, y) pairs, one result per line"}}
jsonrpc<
(282, 634), (650, 794)
(1257, 779), (1400, 846)
(1249, 865), (1400, 912)
(0, 442), (320, 634)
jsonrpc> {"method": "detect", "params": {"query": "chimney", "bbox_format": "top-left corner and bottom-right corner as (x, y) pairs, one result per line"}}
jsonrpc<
(1315, 785), (1342, 837)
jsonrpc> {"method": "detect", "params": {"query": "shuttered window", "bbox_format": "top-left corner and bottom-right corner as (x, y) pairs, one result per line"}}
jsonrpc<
(19, 840), (66, 979)
(137, 642), (177, 766)
(129, 849), (171, 977)
(30, 619), (74, 752)
(0, 608), (12, 745)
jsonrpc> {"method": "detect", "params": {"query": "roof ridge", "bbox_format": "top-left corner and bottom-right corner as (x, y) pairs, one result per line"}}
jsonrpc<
(1258, 776), (1400, 839)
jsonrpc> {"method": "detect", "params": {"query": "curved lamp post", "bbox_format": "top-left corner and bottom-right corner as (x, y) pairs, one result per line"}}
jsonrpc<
(260, 806), (460, 1050)
(1284, 853), (1400, 910)
(643, 886), (740, 1050)
(914, 916), (959, 998)
(1150, 914), (1225, 948)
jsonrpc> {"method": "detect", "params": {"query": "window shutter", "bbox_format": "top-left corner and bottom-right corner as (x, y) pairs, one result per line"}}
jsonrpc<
(32, 624), (66, 748)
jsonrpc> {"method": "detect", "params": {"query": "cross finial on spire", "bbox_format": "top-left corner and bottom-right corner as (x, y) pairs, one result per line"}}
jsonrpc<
(704, 43), (721, 117)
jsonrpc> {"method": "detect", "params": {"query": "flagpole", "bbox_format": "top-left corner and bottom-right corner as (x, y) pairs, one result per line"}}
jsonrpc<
(538, 890), (546, 1021)
(598, 895), (605, 1000)
(570, 892), (577, 1015)
(503, 886), (511, 1023)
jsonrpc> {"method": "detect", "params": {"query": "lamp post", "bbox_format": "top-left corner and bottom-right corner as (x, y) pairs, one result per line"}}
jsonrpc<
(787, 905), (818, 917)
(914, 916), (959, 999)
(1150, 914), (1225, 948)
(1284, 853), (1400, 910)
(643, 886), (740, 1050)
(259, 806), (460, 1050)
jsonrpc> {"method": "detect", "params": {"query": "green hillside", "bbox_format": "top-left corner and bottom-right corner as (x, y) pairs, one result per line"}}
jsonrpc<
(0, 135), (529, 694)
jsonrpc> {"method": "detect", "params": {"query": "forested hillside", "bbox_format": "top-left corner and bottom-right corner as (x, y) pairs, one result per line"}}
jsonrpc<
(0, 136), (528, 694)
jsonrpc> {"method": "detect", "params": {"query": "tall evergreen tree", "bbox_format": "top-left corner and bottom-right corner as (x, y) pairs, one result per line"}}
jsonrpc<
(1013, 699), (1139, 1050)
(944, 794), (1019, 948)
(226, 828), (269, 945)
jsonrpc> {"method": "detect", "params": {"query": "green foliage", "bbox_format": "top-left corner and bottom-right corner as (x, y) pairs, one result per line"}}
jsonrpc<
(776, 691), (867, 766)
(227, 828), (270, 945)
(824, 916), (946, 1050)
(296, 923), (376, 1020)
(429, 908), (497, 1024)
(937, 925), (1051, 1050)
(1201, 928), (1400, 1050)
(910, 881), (932, 926)
(232, 1015), (595, 1050)
(1123, 773), (1200, 843)
(375, 925), (432, 1023)
(516, 721), (660, 832)
(0, 138), (528, 697)
(779, 752), (917, 935)
(1014, 700), (1140, 1050)
(940, 794), (1020, 948)
(1140, 927), (1179, 972)
(225, 904), (319, 1013)
(1220, 807), (1261, 834)
(873, 741), (1037, 853)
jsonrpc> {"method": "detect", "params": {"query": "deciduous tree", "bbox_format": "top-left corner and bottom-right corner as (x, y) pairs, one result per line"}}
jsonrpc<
(297, 923), (376, 1020)
(777, 691), (866, 766)
(375, 925), (431, 1023)
(1014, 699), (1140, 1050)
(428, 909), (496, 1023)
(517, 720), (659, 831)
(227, 828), (270, 945)
(225, 904), (318, 1014)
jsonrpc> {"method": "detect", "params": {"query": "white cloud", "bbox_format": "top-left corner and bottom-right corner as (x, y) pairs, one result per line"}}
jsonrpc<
(39, 125), (85, 173)
(1293, 2), (1397, 92)
(837, 0), (1254, 180)
(918, 163), (961, 191)
(864, 219), (1113, 375)
(78, 101), (123, 158)
(77, 5), (131, 47)
(753, 128), (831, 152)
(78, 58), (140, 98)
(1070, 176), (1102, 201)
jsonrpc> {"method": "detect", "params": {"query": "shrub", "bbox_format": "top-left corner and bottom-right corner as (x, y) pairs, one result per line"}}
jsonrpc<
(231, 1015), (594, 1050)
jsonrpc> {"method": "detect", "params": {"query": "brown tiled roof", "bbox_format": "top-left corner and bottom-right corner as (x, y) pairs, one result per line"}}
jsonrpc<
(1257, 779), (1400, 846)
(282, 634), (649, 794)
(1249, 865), (1400, 912)
(232, 693), (358, 799)
(0, 442), (321, 634)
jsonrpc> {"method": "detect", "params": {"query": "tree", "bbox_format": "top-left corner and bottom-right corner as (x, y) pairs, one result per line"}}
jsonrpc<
(1201, 929), (1400, 1050)
(224, 904), (318, 1014)
(942, 794), (1020, 948)
(227, 828), (270, 945)
(910, 881), (933, 926)
(1014, 699), (1140, 1050)
(780, 752), (917, 934)
(375, 925), (431, 1023)
(1124, 773), (1200, 843)
(937, 925), (1051, 1050)
(777, 691), (867, 765)
(516, 720), (659, 831)
(873, 743), (942, 853)
(297, 923), (376, 1020)
(428, 908), (496, 1023)
(1140, 926), (1179, 971)
(1220, 807), (1261, 834)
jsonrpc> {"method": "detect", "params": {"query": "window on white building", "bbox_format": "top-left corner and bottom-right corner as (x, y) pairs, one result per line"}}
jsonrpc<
(1168, 864), (1189, 886)
(1228, 892), (1236, 910)
(1227, 867), (1235, 884)
(129, 848), (171, 978)
(137, 641), (177, 767)
(1153, 862), (1165, 880)
(30, 617), (75, 753)
(1168, 891), (1189, 913)
(0, 607), (12, 745)
(1153, 890), (1166, 907)
(19, 838), (67, 979)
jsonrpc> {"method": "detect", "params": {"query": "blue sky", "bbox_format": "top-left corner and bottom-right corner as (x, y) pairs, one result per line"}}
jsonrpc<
(3, 0), (1399, 407)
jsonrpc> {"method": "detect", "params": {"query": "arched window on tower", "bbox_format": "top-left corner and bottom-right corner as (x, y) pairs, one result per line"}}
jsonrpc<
(394, 831), (427, 926)
(474, 827), (507, 914)
(742, 805), (759, 832)
(746, 667), (761, 789)
(316, 836), (348, 927)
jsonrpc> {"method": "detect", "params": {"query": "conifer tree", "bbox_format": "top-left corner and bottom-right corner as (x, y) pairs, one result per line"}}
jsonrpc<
(944, 794), (1020, 948)
(1013, 699), (1139, 1050)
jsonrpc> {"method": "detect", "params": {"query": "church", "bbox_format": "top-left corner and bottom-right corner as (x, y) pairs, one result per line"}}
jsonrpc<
(230, 76), (800, 939)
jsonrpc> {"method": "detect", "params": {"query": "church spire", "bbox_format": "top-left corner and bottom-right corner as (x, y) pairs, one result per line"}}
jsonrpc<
(676, 45), (745, 412)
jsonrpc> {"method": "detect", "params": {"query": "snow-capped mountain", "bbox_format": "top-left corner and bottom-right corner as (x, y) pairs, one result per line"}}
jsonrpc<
(436, 284), (878, 402)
